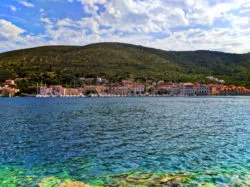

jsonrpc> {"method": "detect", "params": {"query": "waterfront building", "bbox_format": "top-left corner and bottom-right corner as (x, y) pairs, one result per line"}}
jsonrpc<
(0, 87), (19, 97)
(84, 85), (97, 93)
(157, 84), (171, 95)
(210, 86), (218, 95)
(168, 84), (180, 96)
(220, 86), (250, 95)
(39, 85), (66, 96)
(194, 83), (210, 95)
(51, 86), (66, 96)
(4, 76), (250, 97)
(110, 86), (130, 96)
(239, 87), (250, 95)
(132, 84), (145, 95)
(180, 83), (195, 96)
(208, 84), (224, 95)
(85, 85), (107, 95)
(65, 88), (81, 96)
(40, 86), (51, 96)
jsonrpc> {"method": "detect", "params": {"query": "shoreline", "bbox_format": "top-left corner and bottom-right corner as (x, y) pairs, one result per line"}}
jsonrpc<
(1, 167), (250, 186)
(1, 95), (250, 98)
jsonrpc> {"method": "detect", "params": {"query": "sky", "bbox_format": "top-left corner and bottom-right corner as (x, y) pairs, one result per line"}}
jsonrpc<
(0, 0), (250, 53)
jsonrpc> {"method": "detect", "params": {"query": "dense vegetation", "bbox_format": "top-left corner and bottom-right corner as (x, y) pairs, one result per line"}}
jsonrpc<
(1, 42), (250, 89)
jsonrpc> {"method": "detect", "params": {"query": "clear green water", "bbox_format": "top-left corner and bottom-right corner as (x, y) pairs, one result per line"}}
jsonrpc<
(0, 97), (250, 186)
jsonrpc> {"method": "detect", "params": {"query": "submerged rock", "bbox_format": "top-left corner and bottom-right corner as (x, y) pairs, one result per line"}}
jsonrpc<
(38, 177), (61, 187)
(198, 183), (216, 187)
(159, 173), (191, 185)
(58, 180), (89, 187)
(34, 171), (250, 187)
(110, 172), (195, 186)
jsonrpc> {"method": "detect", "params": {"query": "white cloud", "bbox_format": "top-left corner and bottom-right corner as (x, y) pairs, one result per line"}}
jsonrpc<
(0, 19), (26, 51)
(96, 0), (184, 33)
(57, 18), (76, 27)
(19, 1), (34, 7)
(151, 27), (250, 53)
(0, 19), (24, 40)
(77, 0), (107, 5)
(1, 0), (250, 53)
(41, 18), (52, 24)
(8, 5), (17, 12)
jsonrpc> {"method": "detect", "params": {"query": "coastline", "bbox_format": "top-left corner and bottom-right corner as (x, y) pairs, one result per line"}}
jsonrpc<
(1, 166), (250, 186)
(1, 95), (250, 98)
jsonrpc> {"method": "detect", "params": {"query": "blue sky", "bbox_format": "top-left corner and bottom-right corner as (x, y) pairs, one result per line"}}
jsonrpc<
(0, 0), (250, 53)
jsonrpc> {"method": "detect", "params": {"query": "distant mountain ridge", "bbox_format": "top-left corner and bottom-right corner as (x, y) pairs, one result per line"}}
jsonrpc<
(0, 42), (250, 86)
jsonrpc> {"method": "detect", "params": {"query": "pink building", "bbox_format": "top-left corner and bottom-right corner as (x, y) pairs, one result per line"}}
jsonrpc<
(65, 88), (81, 95)
(85, 85), (107, 95)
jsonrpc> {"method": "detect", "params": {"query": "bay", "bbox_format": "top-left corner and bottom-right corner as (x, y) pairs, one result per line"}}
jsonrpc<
(0, 97), (250, 186)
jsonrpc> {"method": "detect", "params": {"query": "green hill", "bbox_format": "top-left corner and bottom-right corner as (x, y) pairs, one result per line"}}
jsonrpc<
(0, 42), (250, 88)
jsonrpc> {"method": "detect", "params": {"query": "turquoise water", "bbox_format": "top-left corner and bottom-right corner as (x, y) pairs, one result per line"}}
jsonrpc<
(0, 97), (250, 186)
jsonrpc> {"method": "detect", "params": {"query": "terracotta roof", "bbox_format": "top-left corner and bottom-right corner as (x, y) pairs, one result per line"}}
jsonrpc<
(183, 83), (194, 86)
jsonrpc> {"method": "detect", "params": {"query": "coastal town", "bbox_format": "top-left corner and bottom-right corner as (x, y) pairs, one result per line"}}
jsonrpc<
(1, 77), (250, 97)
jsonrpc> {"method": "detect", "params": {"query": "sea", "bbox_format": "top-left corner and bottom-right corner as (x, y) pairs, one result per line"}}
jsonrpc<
(0, 97), (250, 186)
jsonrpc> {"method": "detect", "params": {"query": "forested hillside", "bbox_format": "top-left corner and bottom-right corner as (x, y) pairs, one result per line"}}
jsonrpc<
(1, 42), (250, 86)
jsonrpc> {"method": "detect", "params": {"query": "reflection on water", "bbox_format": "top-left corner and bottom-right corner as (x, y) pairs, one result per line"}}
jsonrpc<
(0, 97), (250, 186)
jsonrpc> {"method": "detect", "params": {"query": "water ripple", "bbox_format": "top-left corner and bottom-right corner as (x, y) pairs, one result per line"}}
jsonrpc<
(0, 97), (250, 185)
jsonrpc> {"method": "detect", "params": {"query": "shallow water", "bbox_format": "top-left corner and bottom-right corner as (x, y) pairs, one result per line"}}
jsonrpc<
(0, 97), (250, 186)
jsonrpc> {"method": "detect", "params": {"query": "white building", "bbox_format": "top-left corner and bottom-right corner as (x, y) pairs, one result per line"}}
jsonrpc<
(168, 87), (180, 96)
(195, 85), (210, 95)
(133, 84), (145, 94)
(51, 86), (65, 96)
(40, 86), (52, 95)
(39, 86), (65, 96)
(180, 83), (195, 96)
